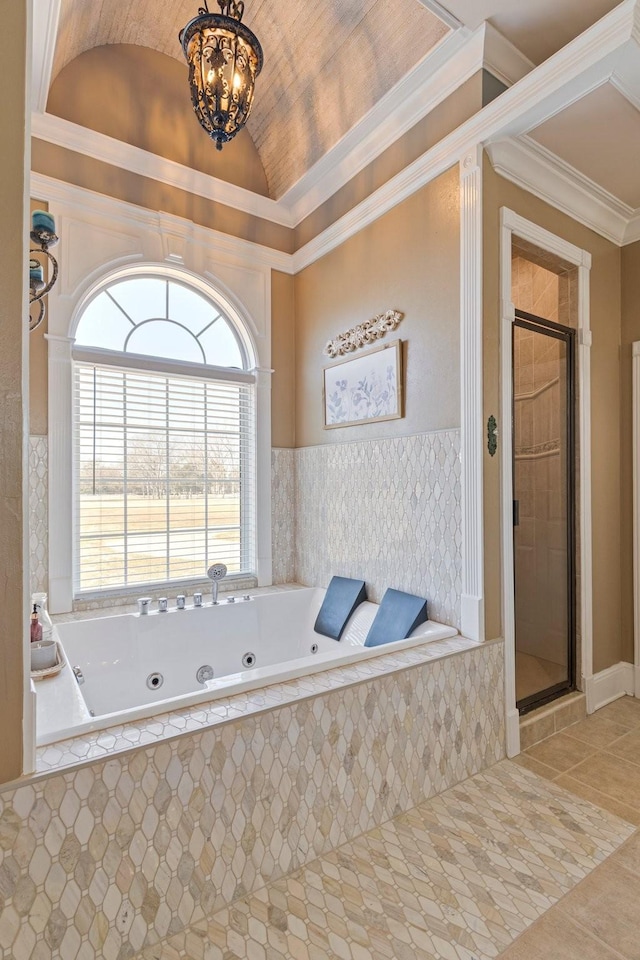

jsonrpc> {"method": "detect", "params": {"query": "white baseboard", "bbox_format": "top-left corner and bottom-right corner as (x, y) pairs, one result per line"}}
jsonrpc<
(585, 661), (635, 713)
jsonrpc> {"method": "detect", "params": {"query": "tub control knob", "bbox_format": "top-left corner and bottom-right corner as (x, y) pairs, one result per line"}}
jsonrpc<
(176, 595), (186, 610)
(158, 598), (168, 613)
(226, 596), (236, 603)
(193, 592), (203, 607)
(243, 595), (251, 601)
(137, 597), (152, 615)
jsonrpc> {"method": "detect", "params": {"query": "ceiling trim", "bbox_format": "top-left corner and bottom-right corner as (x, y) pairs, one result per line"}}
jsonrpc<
(281, 22), (535, 224)
(624, 214), (640, 244)
(611, 72), (640, 111)
(486, 136), (633, 246)
(30, 0), (640, 264)
(31, 0), (61, 112)
(294, 1), (640, 267)
(31, 113), (295, 228)
(30, 172), (295, 274)
(31, 19), (534, 231)
(482, 22), (535, 88)
(414, 0), (463, 31)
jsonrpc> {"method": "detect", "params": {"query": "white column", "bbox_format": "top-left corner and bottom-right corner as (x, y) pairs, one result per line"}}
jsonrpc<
(47, 334), (75, 613)
(578, 262), (595, 709)
(255, 367), (273, 586)
(459, 146), (485, 642)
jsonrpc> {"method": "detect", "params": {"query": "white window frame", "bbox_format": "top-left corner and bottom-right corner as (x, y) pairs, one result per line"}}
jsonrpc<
(48, 262), (273, 613)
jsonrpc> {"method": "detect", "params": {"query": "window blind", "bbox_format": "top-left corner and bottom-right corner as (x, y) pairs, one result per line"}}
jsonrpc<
(73, 361), (256, 594)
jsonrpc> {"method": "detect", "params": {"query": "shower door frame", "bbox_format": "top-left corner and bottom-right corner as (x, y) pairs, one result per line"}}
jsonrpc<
(513, 310), (577, 714)
(500, 207), (593, 758)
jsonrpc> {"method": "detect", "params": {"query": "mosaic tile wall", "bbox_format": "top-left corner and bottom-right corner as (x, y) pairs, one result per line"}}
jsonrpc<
(0, 640), (504, 960)
(29, 434), (461, 628)
(271, 448), (295, 584)
(295, 430), (462, 628)
(29, 437), (48, 597)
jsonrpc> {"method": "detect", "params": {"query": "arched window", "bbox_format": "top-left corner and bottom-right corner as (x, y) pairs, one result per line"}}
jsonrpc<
(72, 274), (256, 595)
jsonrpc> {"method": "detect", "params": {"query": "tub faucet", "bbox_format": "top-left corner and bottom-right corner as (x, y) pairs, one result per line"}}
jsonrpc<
(207, 563), (227, 604)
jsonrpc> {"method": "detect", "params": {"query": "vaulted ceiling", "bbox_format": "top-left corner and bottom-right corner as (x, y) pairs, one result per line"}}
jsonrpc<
(36, 0), (640, 225)
(50, 0), (450, 198)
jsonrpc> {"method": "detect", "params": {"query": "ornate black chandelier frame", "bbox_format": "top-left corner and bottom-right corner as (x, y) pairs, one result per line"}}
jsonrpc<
(179, 0), (263, 150)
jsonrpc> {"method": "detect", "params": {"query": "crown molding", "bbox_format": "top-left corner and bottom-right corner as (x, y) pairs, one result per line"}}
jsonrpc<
(611, 71), (640, 111)
(482, 22), (535, 88)
(414, 0), (463, 31)
(624, 213), (640, 245)
(487, 136), (633, 246)
(31, 0), (61, 112)
(31, 20), (532, 231)
(282, 21), (537, 226)
(294, 3), (639, 268)
(482, 0), (638, 141)
(30, 172), (295, 275)
(31, 113), (295, 228)
(280, 26), (474, 223)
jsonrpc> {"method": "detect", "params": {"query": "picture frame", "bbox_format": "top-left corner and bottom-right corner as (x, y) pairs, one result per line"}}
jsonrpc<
(323, 339), (403, 429)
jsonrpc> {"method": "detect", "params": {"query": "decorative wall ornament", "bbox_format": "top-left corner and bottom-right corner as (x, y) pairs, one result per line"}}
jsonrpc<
(323, 340), (403, 429)
(323, 309), (403, 358)
(487, 415), (498, 456)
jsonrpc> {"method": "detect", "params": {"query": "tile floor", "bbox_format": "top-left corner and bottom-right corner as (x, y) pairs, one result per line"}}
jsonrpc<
(515, 694), (640, 826)
(500, 695), (640, 958)
(135, 758), (633, 960)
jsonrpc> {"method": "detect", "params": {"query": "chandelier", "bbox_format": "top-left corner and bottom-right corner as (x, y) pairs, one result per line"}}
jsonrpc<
(179, 1), (263, 151)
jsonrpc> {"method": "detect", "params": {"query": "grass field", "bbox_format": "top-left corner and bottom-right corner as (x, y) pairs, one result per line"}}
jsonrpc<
(78, 494), (242, 589)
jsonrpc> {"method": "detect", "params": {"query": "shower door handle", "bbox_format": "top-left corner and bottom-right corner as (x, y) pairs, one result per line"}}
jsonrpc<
(513, 500), (520, 527)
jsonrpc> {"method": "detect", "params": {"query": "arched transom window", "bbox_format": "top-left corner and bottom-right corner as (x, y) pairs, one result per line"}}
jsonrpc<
(72, 274), (256, 596)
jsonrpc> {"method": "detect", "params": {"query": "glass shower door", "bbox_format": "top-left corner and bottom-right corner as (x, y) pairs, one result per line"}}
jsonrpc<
(513, 311), (576, 712)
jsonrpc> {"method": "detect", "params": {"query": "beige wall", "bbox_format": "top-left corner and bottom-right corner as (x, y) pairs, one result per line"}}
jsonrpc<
(294, 166), (460, 447)
(31, 140), (294, 255)
(484, 158), (623, 675)
(621, 241), (640, 666)
(48, 45), (269, 197)
(271, 271), (296, 449)
(0, 0), (29, 785)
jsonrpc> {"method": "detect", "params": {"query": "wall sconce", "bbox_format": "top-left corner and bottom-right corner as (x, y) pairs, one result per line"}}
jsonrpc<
(29, 210), (59, 333)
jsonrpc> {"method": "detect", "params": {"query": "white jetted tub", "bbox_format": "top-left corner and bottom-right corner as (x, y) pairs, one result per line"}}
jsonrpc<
(37, 587), (458, 745)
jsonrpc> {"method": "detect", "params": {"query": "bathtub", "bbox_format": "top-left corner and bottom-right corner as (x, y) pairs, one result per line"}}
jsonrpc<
(37, 587), (458, 745)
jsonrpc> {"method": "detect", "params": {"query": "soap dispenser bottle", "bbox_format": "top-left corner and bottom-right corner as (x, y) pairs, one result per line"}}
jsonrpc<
(31, 592), (53, 641)
(30, 604), (43, 643)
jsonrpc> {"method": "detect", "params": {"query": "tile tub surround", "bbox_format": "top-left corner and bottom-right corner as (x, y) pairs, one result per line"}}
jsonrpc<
(29, 436), (48, 596)
(271, 448), (295, 585)
(0, 640), (503, 960)
(295, 430), (462, 629)
(134, 761), (634, 960)
(29, 433), (461, 629)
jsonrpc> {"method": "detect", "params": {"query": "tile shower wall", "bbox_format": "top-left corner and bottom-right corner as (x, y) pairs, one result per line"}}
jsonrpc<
(0, 641), (504, 960)
(29, 436), (48, 597)
(295, 430), (462, 628)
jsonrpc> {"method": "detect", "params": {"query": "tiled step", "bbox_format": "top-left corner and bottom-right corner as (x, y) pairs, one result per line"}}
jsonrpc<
(135, 759), (632, 960)
(520, 691), (586, 750)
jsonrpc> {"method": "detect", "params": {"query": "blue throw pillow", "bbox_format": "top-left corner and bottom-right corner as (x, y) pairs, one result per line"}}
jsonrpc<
(364, 589), (428, 647)
(314, 576), (368, 640)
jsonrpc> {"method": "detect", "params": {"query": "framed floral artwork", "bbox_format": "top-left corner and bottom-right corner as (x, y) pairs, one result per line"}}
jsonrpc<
(323, 339), (403, 428)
